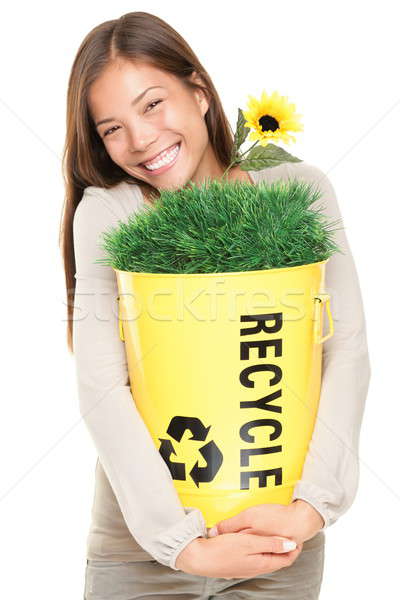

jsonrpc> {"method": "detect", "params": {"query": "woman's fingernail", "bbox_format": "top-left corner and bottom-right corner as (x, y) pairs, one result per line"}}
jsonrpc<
(208, 526), (218, 537)
(283, 540), (297, 551)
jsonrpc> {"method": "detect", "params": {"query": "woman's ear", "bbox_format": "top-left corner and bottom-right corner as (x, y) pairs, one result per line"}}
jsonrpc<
(189, 71), (210, 117)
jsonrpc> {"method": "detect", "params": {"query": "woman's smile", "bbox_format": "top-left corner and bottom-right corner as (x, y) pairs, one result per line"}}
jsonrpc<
(138, 141), (181, 175)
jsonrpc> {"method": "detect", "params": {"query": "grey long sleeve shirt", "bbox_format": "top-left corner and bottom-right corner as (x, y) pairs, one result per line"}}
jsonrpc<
(72, 160), (371, 570)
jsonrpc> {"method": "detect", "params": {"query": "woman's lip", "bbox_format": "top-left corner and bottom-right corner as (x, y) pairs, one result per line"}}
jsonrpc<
(139, 142), (181, 174)
(139, 142), (180, 166)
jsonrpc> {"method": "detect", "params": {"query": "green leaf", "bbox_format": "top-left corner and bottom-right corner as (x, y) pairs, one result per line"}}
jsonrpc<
(231, 108), (250, 161)
(240, 143), (303, 171)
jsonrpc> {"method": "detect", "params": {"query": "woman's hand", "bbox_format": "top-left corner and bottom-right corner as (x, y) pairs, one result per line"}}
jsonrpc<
(207, 500), (325, 546)
(175, 532), (303, 579)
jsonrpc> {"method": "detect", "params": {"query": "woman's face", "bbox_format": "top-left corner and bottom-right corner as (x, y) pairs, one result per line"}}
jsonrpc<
(88, 59), (221, 191)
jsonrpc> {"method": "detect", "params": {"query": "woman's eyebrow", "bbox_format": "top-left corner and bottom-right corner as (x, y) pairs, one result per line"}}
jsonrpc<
(95, 86), (166, 128)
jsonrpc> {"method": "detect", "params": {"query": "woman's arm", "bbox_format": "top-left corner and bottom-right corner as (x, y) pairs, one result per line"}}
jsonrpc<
(72, 187), (207, 570)
(284, 161), (372, 529)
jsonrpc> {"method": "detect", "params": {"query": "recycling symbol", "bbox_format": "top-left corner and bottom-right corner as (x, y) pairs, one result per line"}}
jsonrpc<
(158, 416), (223, 487)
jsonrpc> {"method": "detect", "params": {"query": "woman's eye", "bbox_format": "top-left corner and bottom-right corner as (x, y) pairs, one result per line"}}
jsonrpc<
(146, 99), (163, 112)
(104, 125), (119, 137)
(103, 100), (162, 137)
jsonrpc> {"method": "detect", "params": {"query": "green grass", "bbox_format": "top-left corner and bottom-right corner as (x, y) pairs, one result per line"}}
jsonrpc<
(95, 177), (343, 274)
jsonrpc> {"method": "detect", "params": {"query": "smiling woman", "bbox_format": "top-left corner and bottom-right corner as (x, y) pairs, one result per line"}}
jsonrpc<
(86, 58), (216, 193)
(59, 9), (369, 600)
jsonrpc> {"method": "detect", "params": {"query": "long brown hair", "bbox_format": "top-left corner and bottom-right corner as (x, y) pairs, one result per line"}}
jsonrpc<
(59, 11), (236, 353)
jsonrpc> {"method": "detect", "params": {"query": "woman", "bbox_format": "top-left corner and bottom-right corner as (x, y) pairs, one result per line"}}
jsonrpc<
(60, 11), (371, 599)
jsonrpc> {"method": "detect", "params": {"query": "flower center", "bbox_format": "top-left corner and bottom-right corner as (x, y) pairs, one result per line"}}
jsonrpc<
(258, 114), (280, 132)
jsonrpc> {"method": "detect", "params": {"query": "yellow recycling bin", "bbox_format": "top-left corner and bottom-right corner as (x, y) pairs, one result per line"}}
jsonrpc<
(115, 259), (334, 527)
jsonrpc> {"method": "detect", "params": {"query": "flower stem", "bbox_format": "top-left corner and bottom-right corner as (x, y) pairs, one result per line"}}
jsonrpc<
(220, 140), (259, 182)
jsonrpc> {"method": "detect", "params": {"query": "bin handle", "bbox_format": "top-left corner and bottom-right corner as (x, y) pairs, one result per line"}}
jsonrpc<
(313, 293), (334, 344)
(117, 295), (125, 342)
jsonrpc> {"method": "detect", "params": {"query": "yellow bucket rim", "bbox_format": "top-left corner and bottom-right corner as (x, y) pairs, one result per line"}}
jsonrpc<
(113, 258), (329, 279)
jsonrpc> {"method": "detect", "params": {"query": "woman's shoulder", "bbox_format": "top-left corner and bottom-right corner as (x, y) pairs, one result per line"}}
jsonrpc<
(75, 181), (143, 229)
(254, 160), (331, 187)
(253, 160), (340, 220)
(72, 181), (144, 278)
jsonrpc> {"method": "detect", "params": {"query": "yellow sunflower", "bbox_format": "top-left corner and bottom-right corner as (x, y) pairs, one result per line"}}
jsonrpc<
(243, 90), (303, 146)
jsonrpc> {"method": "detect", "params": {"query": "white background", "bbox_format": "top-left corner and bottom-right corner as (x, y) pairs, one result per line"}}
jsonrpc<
(0, 1), (398, 597)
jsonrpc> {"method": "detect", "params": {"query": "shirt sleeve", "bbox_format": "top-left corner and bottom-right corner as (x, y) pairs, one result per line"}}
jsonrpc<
(72, 187), (207, 570)
(282, 161), (371, 528)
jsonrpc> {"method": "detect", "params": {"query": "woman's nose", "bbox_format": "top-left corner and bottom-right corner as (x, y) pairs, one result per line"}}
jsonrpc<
(127, 122), (157, 154)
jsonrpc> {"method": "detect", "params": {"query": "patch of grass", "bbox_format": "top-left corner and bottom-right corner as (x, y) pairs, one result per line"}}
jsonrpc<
(95, 177), (343, 274)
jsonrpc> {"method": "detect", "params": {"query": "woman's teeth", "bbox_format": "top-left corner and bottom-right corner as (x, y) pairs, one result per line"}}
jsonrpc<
(142, 143), (180, 170)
